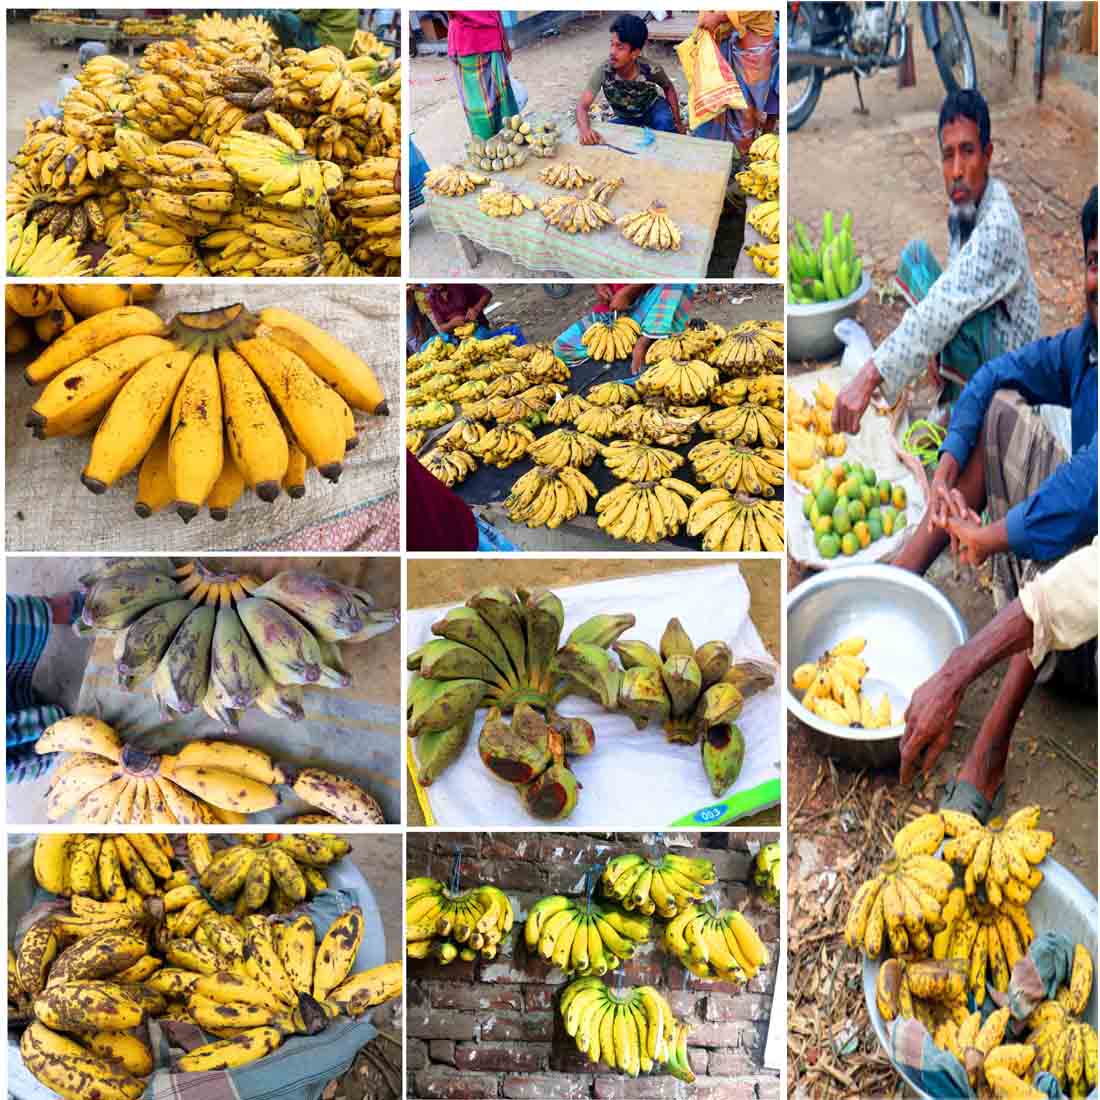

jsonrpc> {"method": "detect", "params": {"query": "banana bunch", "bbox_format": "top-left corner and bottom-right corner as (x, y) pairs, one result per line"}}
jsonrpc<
(33, 833), (185, 902)
(478, 185), (535, 217)
(406, 878), (514, 963)
(940, 805), (1055, 908)
(618, 201), (682, 250)
(688, 441), (783, 496)
(199, 202), (337, 277)
(438, 417), (486, 450)
(601, 852), (715, 917)
(127, 40), (212, 141)
(539, 162), (595, 189)
(747, 199), (779, 243)
(1028, 951), (1098, 1093)
(467, 130), (529, 172)
(618, 402), (699, 447)
(644, 325), (725, 364)
(712, 374), (784, 408)
(220, 125), (342, 209)
(425, 164), (489, 196)
(505, 466), (597, 529)
(496, 114), (560, 157)
(406, 431), (426, 454)
(511, 342), (570, 381)
(468, 423), (536, 466)
(489, 387), (558, 423)
(686, 491), (785, 551)
(790, 636), (894, 729)
(636, 357), (718, 404)
(754, 843), (782, 905)
(122, 13), (194, 34)
(612, 617), (765, 792)
(528, 428), (602, 467)
(749, 133), (779, 161)
(708, 323), (784, 374)
(540, 194), (614, 234)
(485, 371), (533, 397)
(699, 402), (784, 446)
(73, 559), (395, 729)
(408, 400), (455, 429)
(526, 894), (652, 972)
(790, 212), (863, 305)
(602, 440), (684, 482)
(746, 243), (780, 277)
(735, 161), (780, 201)
(449, 379), (488, 400)
(575, 404), (626, 439)
(581, 315), (640, 362)
(663, 901), (769, 981)
(875, 957), (969, 1029)
(422, 448), (476, 487)
(561, 977), (694, 1080)
(547, 394), (591, 424)
(595, 478), (700, 544)
(23, 301), (387, 518)
(587, 381), (639, 407)
(6, 213), (92, 278)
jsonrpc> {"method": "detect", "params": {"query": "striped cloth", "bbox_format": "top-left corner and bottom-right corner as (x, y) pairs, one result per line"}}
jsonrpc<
(410, 138), (429, 211)
(554, 285), (698, 367)
(6, 594), (82, 783)
(453, 50), (518, 140)
(691, 34), (776, 152)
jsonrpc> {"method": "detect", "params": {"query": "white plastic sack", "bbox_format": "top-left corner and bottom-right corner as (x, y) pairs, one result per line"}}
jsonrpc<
(407, 565), (781, 827)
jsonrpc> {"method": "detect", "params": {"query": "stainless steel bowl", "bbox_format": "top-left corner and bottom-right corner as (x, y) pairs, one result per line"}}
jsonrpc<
(786, 564), (969, 768)
(788, 271), (872, 361)
(862, 856), (1098, 1100)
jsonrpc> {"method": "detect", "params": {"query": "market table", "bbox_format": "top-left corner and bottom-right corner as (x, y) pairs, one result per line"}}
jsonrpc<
(422, 121), (734, 279)
(734, 194), (781, 279)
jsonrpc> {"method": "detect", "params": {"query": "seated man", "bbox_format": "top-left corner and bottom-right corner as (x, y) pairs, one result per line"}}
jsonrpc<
(832, 89), (1041, 434)
(425, 284), (493, 338)
(895, 185), (1098, 820)
(577, 14), (684, 145)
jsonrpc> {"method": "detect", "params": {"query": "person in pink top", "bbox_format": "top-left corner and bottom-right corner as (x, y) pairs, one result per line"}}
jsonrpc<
(448, 11), (519, 139)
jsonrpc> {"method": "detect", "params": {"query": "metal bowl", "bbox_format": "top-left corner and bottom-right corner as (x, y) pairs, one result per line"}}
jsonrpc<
(786, 564), (968, 768)
(862, 856), (1099, 1100)
(788, 271), (872, 361)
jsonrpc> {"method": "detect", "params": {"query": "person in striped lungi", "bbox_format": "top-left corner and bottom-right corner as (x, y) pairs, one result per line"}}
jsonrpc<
(448, 11), (519, 140)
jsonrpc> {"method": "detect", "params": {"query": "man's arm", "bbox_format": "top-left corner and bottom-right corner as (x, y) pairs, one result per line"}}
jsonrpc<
(608, 284), (646, 311)
(467, 288), (492, 320)
(665, 84), (684, 133)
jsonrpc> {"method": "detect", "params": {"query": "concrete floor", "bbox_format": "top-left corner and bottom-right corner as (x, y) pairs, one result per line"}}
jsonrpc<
(406, 558), (782, 827)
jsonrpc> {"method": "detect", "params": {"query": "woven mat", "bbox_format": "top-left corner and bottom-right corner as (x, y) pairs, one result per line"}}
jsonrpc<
(6, 285), (401, 551)
(422, 121), (732, 278)
(69, 556), (402, 823)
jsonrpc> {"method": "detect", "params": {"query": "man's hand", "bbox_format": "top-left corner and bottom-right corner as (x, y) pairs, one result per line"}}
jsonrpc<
(465, 306), (480, 322)
(697, 10), (727, 31)
(899, 668), (966, 784)
(928, 453), (962, 530)
(608, 289), (635, 311)
(579, 127), (603, 146)
(831, 360), (881, 435)
(947, 515), (1000, 569)
(595, 285), (613, 304)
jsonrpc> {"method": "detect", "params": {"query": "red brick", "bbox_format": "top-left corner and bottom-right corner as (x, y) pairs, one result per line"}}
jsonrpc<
(500, 1074), (592, 1099)
(474, 858), (545, 894)
(593, 1076), (688, 1099)
(665, 991), (703, 1019)
(432, 983), (524, 1013)
(482, 957), (557, 984)
(483, 835), (542, 861)
(704, 993), (771, 1023)
(688, 1021), (753, 1047)
(408, 1038), (429, 1071)
(545, 861), (603, 895)
(707, 1049), (760, 1075)
(755, 1074), (781, 1099)
(454, 1044), (543, 1073)
(407, 1008), (478, 1040)
(551, 1040), (612, 1074)
(413, 1068), (499, 1099)
(411, 957), (480, 983)
(618, 956), (666, 986)
(480, 1012), (555, 1042)
(538, 833), (607, 865)
(429, 1040), (456, 1067)
(524, 986), (559, 1012)
(691, 1080), (757, 1100)
(688, 1047), (709, 1075)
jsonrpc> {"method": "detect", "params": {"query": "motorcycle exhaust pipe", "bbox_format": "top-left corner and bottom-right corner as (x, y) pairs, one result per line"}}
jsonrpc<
(787, 45), (858, 70)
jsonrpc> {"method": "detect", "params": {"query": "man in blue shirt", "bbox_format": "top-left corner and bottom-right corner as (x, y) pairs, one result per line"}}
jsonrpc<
(895, 186), (1097, 821)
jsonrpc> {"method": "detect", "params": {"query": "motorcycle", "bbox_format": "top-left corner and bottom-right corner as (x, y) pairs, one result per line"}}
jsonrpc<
(788, 1), (977, 130)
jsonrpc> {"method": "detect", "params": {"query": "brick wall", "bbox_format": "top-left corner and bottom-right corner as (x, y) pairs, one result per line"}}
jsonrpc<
(407, 832), (781, 1100)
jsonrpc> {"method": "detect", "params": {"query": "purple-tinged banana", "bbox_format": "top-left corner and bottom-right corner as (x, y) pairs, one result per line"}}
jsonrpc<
(115, 598), (195, 690)
(151, 604), (216, 715)
(291, 769), (384, 824)
(250, 571), (383, 642)
(209, 605), (272, 710)
(237, 597), (324, 685)
(82, 569), (183, 630)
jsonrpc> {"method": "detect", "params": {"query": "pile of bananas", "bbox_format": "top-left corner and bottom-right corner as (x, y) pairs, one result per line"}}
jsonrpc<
(467, 131), (530, 172)
(788, 381), (847, 490)
(547, 394), (591, 423)
(754, 844), (782, 905)
(74, 559), (395, 729)
(637, 357), (718, 404)
(469, 423), (537, 466)
(601, 852), (715, 917)
(121, 14), (194, 35)
(505, 465), (598, 528)
(789, 211), (863, 304)
(709, 321), (784, 375)
(405, 878), (514, 963)
(662, 901), (769, 980)
(712, 375), (784, 409)
(511, 341), (570, 381)
(540, 162), (594, 190)
(438, 417), (487, 450)
(747, 199), (779, 244)
(407, 400), (455, 429)
(19, 298), (387, 520)
(602, 440), (684, 481)
(6, 212), (93, 279)
(581, 314), (640, 362)
(540, 193), (614, 234)
(749, 132), (779, 162)
(421, 447), (477, 486)
(34, 833), (186, 904)
(619, 403), (699, 447)
(689, 440), (783, 496)
(595, 478), (700, 543)
(560, 978), (694, 1081)
(791, 636), (895, 730)
(699, 402), (784, 446)
(735, 160), (779, 201)
(618, 201), (682, 251)
(528, 428), (601, 467)
(587, 380), (639, 406)
(745, 242), (780, 277)
(686, 491), (785, 551)
(406, 585), (635, 805)
(425, 164), (488, 196)
(478, 185), (535, 217)
(525, 893), (652, 973)
(645, 323), (725, 364)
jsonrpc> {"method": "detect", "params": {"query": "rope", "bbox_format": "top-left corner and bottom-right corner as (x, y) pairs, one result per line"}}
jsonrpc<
(902, 418), (946, 467)
(449, 845), (463, 895)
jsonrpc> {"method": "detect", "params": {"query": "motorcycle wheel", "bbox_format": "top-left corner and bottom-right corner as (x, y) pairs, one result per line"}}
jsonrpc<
(928, 2), (977, 93)
(542, 284), (572, 300)
(787, 5), (824, 131)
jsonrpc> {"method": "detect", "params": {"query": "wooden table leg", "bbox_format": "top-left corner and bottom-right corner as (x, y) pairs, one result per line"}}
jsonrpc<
(454, 233), (480, 269)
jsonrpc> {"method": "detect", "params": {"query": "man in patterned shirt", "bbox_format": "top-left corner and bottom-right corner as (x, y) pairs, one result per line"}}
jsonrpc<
(832, 89), (1041, 434)
(577, 14), (685, 145)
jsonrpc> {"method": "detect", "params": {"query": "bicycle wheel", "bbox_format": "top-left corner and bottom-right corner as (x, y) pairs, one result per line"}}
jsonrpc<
(928, 2), (977, 92)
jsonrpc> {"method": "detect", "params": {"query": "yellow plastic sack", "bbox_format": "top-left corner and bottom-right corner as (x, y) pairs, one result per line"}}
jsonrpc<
(676, 28), (747, 131)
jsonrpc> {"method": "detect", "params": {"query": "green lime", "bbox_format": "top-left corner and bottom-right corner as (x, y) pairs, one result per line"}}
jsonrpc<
(818, 532), (840, 559)
(816, 486), (837, 515)
(860, 485), (875, 511)
(832, 503), (851, 536)
(864, 467), (877, 487)
(847, 500), (866, 524)
(867, 515), (883, 541)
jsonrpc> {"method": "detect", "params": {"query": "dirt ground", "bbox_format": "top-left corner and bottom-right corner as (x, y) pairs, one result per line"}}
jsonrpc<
(406, 557), (782, 829)
(409, 12), (750, 279)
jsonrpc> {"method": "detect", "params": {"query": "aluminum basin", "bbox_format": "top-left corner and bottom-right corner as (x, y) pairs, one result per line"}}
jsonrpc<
(788, 271), (872, 361)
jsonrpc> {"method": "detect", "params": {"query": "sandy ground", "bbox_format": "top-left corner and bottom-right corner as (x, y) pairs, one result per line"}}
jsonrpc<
(409, 12), (751, 279)
(405, 557), (782, 829)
